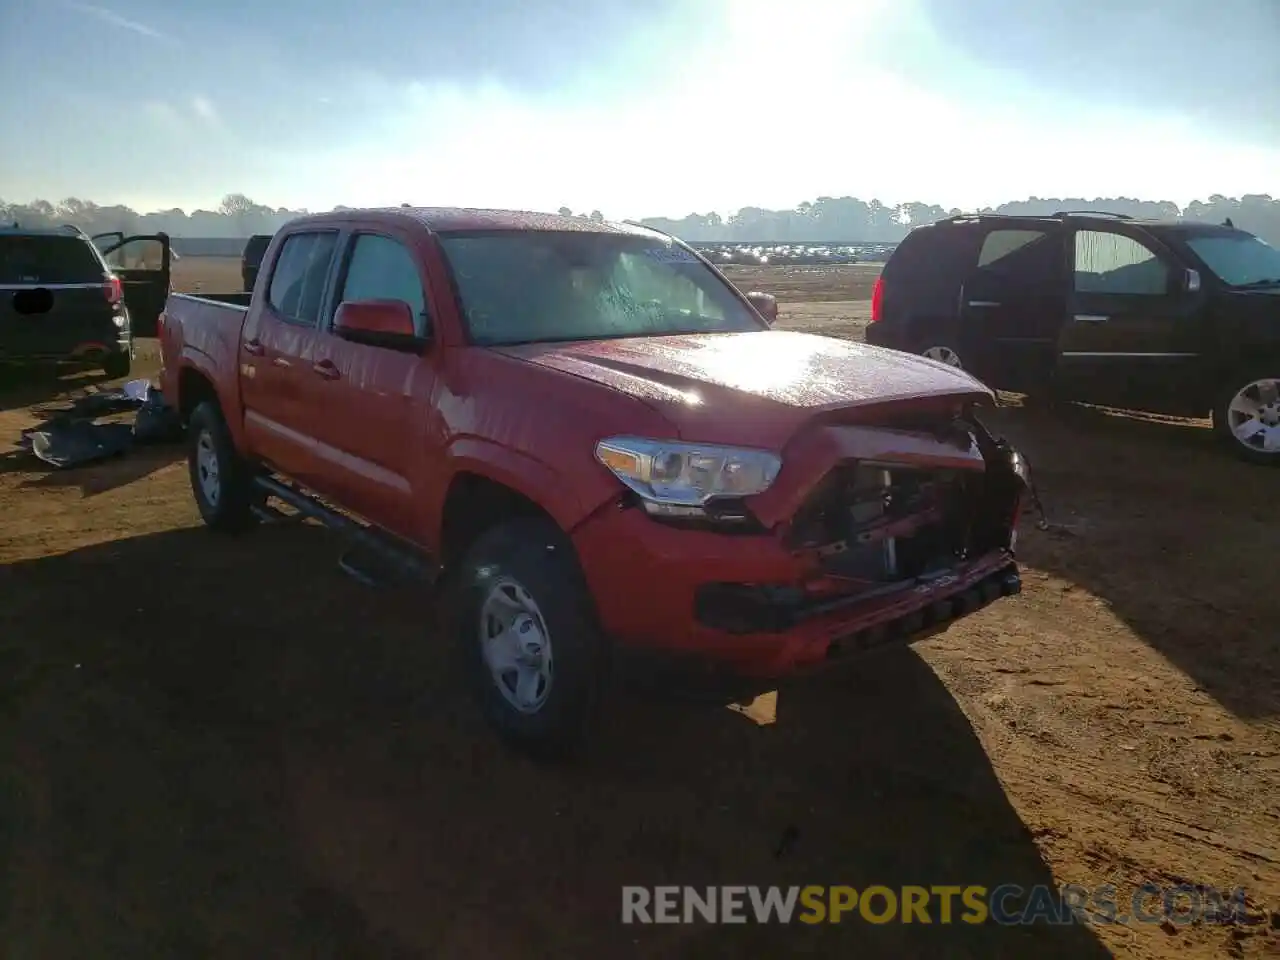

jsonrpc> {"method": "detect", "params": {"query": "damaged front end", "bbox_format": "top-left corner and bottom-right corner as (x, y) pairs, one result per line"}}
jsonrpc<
(693, 408), (1032, 654)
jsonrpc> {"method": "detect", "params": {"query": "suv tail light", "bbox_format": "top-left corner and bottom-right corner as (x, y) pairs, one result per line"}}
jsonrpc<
(104, 275), (123, 305)
(870, 276), (884, 323)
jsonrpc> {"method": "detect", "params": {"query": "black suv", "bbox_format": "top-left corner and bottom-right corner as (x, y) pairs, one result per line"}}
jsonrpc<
(0, 225), (171, 378)
(241, 234), (273, 292)
(865, 212), (1280, 464)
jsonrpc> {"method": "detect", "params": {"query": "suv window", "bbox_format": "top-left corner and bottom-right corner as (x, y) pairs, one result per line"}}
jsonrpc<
(1074, 230), (1170, 295)
(974, 227), (1061, 287)
(102, 236), (165, 271)
(978, 229), (1046, 267)
(0, 235), (103, 284)
(337, 234), (429, 335)
(268, 231), (338, 325)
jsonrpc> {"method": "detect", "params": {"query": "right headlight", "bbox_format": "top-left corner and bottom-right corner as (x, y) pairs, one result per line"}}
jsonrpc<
(595, 436), (782, 516)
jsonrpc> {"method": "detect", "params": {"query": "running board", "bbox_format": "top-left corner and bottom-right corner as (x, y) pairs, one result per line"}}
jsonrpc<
(252, 475), (438, 588)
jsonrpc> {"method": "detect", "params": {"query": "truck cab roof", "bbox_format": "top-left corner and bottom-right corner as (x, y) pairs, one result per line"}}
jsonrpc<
(283, 206), (669, 238)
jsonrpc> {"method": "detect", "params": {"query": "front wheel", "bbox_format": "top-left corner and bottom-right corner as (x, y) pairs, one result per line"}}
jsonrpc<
(1214, 371), (1280, 466)
(187, 401), (258, 531)
(452, 518), (606, 760)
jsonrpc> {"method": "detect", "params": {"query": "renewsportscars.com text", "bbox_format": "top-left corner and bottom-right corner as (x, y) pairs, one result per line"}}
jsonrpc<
(621, 884), (1252, 926)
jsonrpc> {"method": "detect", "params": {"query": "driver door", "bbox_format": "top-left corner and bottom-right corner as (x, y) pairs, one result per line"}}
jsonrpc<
(99, 233), (172, 337)
(1055, 226), (1203, 411)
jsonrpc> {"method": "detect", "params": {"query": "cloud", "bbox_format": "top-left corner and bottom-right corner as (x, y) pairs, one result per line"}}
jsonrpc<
(65, 1), (174, 44)
(192, 96), (219, 125)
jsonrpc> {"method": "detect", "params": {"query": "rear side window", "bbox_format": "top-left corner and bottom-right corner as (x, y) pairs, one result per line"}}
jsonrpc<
(0, 236), (103, 284)
(973, 227), (1062, 287)
(268, 231), (338, 326)
(336, 234), (429, 335)
(1074, 230), (1170, 295)
(882, 224), (982, 314)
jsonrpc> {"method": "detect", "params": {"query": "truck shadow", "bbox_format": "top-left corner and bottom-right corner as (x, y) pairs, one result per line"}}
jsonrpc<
(0, 365), (114, 413)
(1, 524), (1110, 958)
(985, 401), (1278, 720)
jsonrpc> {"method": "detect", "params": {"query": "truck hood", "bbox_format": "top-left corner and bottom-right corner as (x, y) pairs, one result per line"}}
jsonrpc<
(491, 330), (992, 448)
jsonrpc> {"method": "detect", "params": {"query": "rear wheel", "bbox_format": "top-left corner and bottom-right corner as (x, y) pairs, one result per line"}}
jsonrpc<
(920, 343), (964, 369)
(452, 517), (605, 760)
(188, 401), (258, 531)
(1214, 370), (1280, 466)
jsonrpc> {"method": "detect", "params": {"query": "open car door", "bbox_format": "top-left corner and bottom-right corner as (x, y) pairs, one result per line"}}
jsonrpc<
(91, 231), (125, 253)
(100, 233), (171, 337)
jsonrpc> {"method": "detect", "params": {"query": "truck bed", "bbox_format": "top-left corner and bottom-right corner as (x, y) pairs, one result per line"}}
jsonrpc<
(158, 292), (252, 426)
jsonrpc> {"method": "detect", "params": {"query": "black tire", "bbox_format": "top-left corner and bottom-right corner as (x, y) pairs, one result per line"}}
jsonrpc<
(187, 401), (258, 531)
(1213, 368), (1280, 467)
(452, 517), (606, 760)
(916, 341), (965, 371)
(102, 351), (130, 380)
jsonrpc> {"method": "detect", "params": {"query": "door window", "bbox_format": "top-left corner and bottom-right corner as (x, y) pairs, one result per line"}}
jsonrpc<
(267, 231), (338, 326)
(102, 236), (166, 271)
(336, 234), (429, 335)
(1074, 231), (1171, 295)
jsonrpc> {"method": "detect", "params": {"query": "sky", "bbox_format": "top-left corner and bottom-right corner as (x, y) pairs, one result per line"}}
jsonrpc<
(1, 0), (1277, 218)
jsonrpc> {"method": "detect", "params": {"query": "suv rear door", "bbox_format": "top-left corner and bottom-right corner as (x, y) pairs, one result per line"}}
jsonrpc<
(957, 222), (1068, 391)
(99, 233), (172, 337)
(1056, 224), (1204, 411)
(0, 233), (116, 360)
(875, 221), (982, 355)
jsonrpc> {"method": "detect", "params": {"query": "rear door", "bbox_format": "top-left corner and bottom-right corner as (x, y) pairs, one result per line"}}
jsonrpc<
(0, 234), (115, 359)
(957, 223), (1068, 391)
(310, 227), (436, 537)
(99, 234), (172, 337)
(239, 229), (341, 489)
(1055, 225), (1204, 411)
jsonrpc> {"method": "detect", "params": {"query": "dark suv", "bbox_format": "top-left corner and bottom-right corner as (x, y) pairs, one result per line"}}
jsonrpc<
(0, 225), (171, 378)
(865, 212), (1280, 464)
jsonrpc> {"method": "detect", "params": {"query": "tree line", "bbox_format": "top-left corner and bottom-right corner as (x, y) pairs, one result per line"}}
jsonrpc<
(3, 191), (1278, 246)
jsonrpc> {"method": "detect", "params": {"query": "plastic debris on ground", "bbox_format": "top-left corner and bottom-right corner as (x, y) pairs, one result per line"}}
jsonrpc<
(13, 378), (185, 469)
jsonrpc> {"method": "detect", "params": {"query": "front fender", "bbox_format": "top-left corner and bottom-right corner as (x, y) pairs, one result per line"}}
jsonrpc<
(436, 437), (620, 541)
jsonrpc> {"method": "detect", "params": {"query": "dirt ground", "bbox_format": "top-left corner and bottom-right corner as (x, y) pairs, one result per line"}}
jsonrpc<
(1, 260), (1277, 959)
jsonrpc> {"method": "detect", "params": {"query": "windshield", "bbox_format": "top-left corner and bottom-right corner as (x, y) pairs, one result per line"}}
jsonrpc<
(438, 231), (766, 345)
(0, 236), (103, 284)
(1185, 233), (1280, 287)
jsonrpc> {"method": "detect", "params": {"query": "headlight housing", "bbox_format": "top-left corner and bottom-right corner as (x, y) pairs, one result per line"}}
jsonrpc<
(595, 436), (782, 520)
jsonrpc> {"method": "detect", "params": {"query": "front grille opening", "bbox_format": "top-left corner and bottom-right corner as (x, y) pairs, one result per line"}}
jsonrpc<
(786, 454), (1011, 586)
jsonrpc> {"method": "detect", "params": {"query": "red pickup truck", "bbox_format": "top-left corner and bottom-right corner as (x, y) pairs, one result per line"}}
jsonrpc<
(159, 207), (1030, 757)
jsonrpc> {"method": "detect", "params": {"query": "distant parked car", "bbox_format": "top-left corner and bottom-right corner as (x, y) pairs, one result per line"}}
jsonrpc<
(241, 234), (273, 292)
(0, 224), (171, 376)
(866, 211), (1280, 465)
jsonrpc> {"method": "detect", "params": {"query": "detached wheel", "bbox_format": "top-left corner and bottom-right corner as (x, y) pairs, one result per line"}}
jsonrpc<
(453, 517), (605, 760)
(920, 343), (964, 369)
(187, 401), (258, 531)
(1214, 371), (1280, 466)
(102, 351), (130, 379)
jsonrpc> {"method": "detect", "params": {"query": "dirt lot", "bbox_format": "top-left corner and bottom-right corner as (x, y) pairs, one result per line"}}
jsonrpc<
(1, 260), (1277, 959)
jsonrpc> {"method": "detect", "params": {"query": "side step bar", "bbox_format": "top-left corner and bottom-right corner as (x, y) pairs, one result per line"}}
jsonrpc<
(252, 475), (439, 588)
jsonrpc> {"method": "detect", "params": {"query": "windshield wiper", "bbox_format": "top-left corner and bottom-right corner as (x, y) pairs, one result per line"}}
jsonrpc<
(1235, 278), (1280, 288)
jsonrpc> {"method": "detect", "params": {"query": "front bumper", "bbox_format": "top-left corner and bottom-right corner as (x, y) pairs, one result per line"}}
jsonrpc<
(573, 501), (1020, 680)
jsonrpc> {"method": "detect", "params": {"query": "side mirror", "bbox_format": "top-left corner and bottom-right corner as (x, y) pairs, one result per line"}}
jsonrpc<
(333, 299), (424, 351)
(745, 290), (778, 325)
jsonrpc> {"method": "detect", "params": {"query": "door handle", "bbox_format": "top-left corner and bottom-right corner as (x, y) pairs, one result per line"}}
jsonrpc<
(312, 359), (340, 380)
(1074, 314), (1109, 323)
(244, 339), (264, 356)
(968, 300), (1001, 308)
